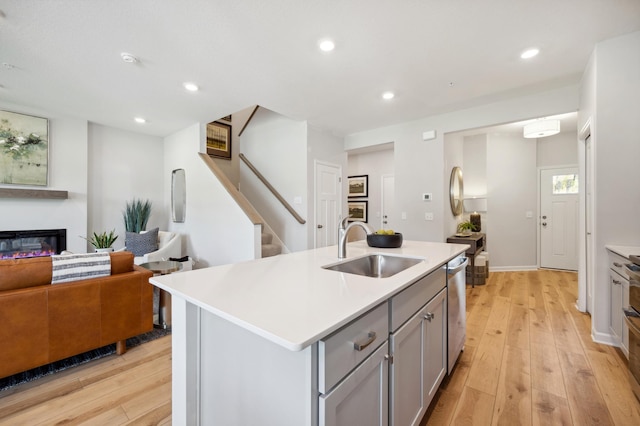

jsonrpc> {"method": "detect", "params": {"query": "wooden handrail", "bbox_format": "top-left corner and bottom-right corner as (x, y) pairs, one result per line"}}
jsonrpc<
(199, 153), (263, 226)
(237, 105), (260, 137)
(239, 153), (306, 225)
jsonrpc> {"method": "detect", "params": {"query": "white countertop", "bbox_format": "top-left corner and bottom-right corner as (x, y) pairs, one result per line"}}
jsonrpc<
(150, 240), (467, 351)
(605, 245), (640, 259)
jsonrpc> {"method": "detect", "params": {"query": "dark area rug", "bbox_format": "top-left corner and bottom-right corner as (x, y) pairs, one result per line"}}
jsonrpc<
(0, 328), (171, 392)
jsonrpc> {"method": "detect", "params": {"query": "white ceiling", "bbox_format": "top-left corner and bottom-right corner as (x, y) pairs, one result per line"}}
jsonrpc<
(1, 1), (639, 138)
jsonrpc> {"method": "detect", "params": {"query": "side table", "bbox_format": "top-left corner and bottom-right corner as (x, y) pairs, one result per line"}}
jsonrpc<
(446, 233), (486, 287)
(140, 260), (182, 329)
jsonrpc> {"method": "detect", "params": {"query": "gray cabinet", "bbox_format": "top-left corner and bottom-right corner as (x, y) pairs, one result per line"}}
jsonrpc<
(389, 267), (447, 426)
(608, 249), (629, 357)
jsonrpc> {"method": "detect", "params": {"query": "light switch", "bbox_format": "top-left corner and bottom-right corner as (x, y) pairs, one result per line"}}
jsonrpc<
(526, 211), (533, 219)
(294, 196), (302, 204)
(425, 212), (434, 221)
(422, 193), (432, 201)
(401, 212), (407, 220)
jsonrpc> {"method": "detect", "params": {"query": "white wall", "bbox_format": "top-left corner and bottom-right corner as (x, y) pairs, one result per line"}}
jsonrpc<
(580, 31), (640, 342)
(0, 101), (88, 254)
(87, 124), (165, 251)
(164, 123), (256, 268)
(486, 133), (537, 269)
(240, 108), (309, 252)
(537, 131), (578, 167)
(443, 132), (464, 236)
(345, 85), (580, 248)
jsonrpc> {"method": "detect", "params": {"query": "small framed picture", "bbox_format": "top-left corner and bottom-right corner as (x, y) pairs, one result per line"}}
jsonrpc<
(348, 175), (368, 198)
(206, 121), (232, 160)
(348, 201), (368, 223)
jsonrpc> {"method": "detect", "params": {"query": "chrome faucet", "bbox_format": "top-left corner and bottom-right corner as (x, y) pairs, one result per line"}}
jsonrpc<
(338, 218), (374, 259)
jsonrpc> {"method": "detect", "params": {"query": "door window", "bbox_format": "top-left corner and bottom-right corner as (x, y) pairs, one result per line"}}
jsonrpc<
(552, 174), (579, 194)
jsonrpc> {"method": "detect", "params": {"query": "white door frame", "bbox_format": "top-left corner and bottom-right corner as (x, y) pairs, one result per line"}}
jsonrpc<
(537, 165), (579, 270)
(380, 174), (394, 230)
(313, 160), (342, 249)
(577, 118), (594, 313)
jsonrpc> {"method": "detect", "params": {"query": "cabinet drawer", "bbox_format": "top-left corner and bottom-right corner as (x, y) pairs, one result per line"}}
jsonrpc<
(609, 252), (628, 278)
(319, 302), (389, 394)
(390, 268), (445, 332)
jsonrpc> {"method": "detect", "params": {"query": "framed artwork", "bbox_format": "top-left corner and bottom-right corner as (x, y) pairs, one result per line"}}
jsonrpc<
(0, 110), (49, 186)
(348, 200), (368, 223)
(348, 175), (368, 198)
(206, 121), (232, 159)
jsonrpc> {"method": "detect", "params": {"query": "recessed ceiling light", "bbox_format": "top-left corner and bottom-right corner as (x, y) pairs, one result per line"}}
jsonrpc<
(520, 48), (539, 59)
(183, 82), (199, 92)
(382, 91), (395, 100)
(120, 52), (139, 63)
(318, 39), (335, 52)
(134, 117), (146, 124)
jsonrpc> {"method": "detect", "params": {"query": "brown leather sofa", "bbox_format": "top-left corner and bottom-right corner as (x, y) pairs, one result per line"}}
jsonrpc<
(0, 251), (153, 379)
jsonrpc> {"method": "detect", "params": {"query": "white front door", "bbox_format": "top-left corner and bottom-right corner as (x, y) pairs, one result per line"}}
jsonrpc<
(315, 161), (342, 248)
(540, 167), (579, 271)
(381, 174), (396, 231)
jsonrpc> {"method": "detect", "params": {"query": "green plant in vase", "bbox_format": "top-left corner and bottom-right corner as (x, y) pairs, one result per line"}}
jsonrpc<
(123, 199), (152, 233)
(83, 229), (118, 251)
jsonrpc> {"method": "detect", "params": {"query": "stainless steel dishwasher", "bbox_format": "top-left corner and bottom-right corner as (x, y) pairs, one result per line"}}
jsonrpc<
(446, 255), (468, 374)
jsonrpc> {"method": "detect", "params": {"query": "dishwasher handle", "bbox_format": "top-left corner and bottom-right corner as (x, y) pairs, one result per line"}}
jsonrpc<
(447, 257), (469, 275)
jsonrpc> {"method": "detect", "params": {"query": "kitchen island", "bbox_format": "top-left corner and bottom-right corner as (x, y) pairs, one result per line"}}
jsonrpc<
(151, 240), (467, 426)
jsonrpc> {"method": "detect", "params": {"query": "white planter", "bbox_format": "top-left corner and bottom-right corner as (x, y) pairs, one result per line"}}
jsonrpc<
(95, 247), (114, 253)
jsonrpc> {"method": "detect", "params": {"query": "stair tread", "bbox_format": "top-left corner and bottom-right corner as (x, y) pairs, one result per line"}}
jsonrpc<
(261, 243), (282, 258)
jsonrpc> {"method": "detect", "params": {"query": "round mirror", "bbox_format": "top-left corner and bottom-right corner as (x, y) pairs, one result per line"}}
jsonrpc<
(449, 167), (464, 216)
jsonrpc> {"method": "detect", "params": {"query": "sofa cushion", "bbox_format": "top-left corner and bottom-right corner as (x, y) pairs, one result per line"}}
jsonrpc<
(110, 251), (134, 274)
(126, 227), (159, 257)
(0, 256), (52, 291)
(51, 252), (111, 284)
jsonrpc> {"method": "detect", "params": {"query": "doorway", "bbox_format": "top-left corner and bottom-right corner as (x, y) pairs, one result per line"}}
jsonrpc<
(381, 174), (396, 231)
(539, 167), (579, 270)
(314, 161), (342, 248)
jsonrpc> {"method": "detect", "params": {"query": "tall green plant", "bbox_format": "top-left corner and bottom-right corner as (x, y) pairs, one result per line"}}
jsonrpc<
(123, 199), (152, 233)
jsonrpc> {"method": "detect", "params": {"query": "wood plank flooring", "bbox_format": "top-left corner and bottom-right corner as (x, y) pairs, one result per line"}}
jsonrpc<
(424, 269), (640, 426)
(1, 270), (639, 425)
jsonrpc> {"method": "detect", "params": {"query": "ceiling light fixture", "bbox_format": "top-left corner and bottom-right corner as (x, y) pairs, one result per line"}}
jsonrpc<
(134, 117), (146, 124)
(183, 82), (199, 92)
(520, 48), (539, 59)
(523, 119), (560, 138)
(382, 91), (395, 100)
(318, 39), (335, 52)
(120, 52), (139, 63)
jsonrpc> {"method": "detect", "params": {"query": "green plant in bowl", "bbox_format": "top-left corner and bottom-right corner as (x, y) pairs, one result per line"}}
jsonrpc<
(457, 220), (478, 234)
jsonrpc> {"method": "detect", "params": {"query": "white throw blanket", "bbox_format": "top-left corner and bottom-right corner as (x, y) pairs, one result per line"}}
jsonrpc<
(51, 252), (111, 284)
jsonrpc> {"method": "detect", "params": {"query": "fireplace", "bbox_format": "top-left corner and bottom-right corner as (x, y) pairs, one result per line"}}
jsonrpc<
(0, 229), (67, 259)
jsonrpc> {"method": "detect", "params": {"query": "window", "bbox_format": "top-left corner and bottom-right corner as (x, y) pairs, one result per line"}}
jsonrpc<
(553, 174), (579, 194)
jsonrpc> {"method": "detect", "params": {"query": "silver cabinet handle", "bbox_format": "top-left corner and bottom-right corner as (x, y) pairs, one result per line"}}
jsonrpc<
(317, 225), (323, 229)
(424, 312), (435, 322)
(614, 262), (623, 267)
(353, 332), (376, 351)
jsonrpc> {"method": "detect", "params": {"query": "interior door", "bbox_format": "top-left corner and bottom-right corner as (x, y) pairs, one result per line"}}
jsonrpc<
(381, 174), (396, 231)
(540, 167), (579, 270)
(315, 162), (342, 248)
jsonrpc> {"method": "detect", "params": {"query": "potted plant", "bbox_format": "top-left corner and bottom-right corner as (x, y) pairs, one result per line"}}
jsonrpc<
(457, 220), (477, 235)
(123, 199), (152, 233)
(83, 229), (118, 252)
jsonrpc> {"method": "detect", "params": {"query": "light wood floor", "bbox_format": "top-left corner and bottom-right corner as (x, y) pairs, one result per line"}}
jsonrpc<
(424, 269), (640, 426)
(1, 270), (639, 425)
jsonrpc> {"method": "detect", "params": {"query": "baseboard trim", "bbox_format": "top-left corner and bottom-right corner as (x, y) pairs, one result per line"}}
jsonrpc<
(489, 265), (539, 272)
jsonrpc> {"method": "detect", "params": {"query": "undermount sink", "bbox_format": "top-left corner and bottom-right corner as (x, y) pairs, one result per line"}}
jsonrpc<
(322, 254), (424, 278)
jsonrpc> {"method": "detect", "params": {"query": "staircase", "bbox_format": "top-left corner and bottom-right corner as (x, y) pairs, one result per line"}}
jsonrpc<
(261, 232), (282, 258)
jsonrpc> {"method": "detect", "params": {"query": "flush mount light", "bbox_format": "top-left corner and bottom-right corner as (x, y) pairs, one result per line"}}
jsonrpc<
(382, 91), (395, 100)
(134, 117), (146, 124)
(318, 39), (335, 52)
(523, 119), (560, 138)
(120, 52), (139, 63)
(520, 48), (539, 59)
(183, 82), (199, 92)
